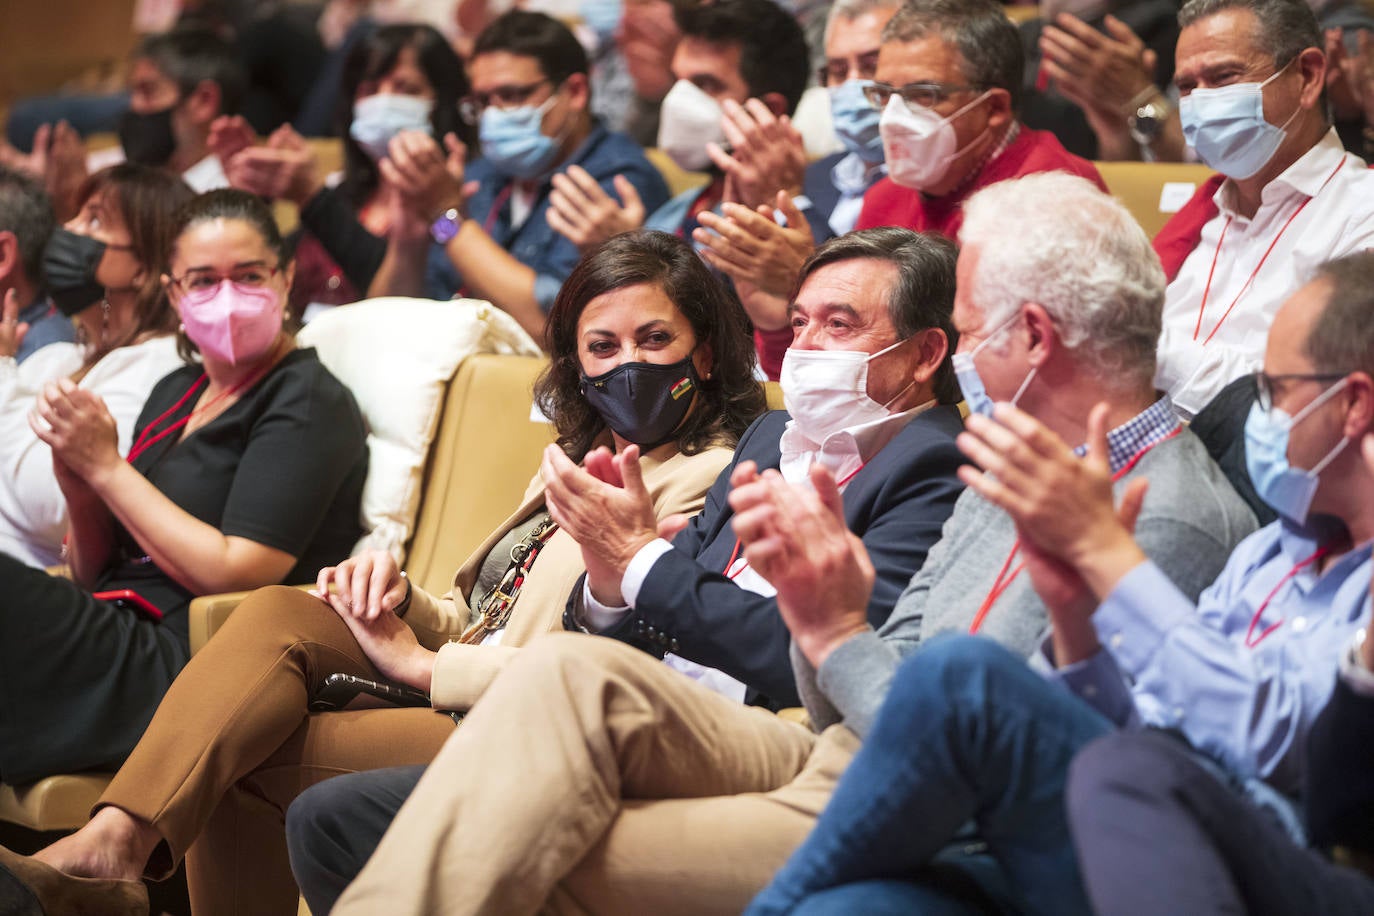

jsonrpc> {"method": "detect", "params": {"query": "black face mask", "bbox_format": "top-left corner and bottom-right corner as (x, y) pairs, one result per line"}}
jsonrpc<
(118, 105), (177, 166)
(580, 357), (700, 449)
(42, 228), (108, 317)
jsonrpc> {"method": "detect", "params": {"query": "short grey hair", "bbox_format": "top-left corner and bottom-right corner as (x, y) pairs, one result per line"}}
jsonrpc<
(0, 165), (55, 289)
(1306, 252), (1374, 377)
(958, 172), (1165, 391)
(1178, 0), (1321, 67)
(881, 0), (1024, 111)
(825, 0), (901, 46)
(795, 227), (961, 404)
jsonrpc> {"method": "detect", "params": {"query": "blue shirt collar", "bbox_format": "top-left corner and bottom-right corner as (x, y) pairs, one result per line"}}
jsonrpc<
(1072, 395), (1182, 474)
(17, 294), (53, 325)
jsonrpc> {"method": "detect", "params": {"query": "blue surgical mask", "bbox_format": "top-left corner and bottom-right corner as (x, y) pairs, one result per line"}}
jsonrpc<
(828, 80), (884, 162)
(349, 93), (434, 161)
(1178, 61), (1298, 180)
(1244, 378), (1350, 525)
(480, 93), (562, 180)
(952, 313), (1035, 418)
(581, 0), (622, 44)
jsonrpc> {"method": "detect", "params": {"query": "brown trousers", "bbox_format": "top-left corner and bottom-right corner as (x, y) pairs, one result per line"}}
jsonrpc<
(333, 631), (858, 916)
(96, 586), (457, 916)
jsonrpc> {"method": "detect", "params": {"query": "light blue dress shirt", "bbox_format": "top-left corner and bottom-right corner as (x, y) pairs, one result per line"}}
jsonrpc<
(1046, 520), (1373, 795)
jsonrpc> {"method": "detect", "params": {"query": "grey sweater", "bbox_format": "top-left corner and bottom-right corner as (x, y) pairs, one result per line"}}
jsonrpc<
(795, 428), (1258, 737)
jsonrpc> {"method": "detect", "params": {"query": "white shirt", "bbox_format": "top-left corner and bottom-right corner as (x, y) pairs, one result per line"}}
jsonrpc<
(581, 402), (934, 701)
(1155, 129), (1374, 419)
(0, 336), (183, 568)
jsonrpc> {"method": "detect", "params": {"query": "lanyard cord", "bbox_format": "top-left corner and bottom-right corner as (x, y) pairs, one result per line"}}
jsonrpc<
(1244, 545), (1331, 648)
(1193, 157), (1345, 346)
(968, 428), (1182, 635)
(126, 361), (274, 464)
(723, 461), (867, 579)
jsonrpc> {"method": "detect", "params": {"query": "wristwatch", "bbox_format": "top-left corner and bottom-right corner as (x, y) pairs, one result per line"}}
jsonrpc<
(430, 207), (464, 244)
(1128, 90), (1173, 146)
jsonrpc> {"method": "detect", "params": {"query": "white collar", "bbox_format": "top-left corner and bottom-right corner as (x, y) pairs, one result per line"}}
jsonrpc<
(1213, 128), (1348, 220)
(779, 399), (935, 488)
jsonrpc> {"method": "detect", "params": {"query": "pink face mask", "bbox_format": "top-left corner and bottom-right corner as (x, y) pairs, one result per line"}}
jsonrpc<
(178, 280), (283, 366)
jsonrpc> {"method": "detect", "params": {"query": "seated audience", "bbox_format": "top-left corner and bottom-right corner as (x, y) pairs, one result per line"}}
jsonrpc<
(0, 165), (72, 361)
(0, 189), (367, 795)
(546, 0), (811, 366)
(369, 10), (671, 342)
(803, 0), (899, 243)
(215, 23), (474, 313)
(285, 190), (1255, 915)
(853, 0), (1105, 238)
(2, 29), (244, 223)
(743, 249), (1374, 914)
(688, 0), (899, 379)
(1068, 509), (1374, 915)
(1026, 0), (1182, 160)
(1153, 0), (1374, 419)
(0, 165), (191, 570)
(608, 0), (683, 147)
(1037, 0), (1374, 161)
(0, 230), (762, 916)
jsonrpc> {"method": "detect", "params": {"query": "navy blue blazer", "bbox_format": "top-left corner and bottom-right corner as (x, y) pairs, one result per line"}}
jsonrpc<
(802, 152), (847, 245)
(565, 406), (967, 708)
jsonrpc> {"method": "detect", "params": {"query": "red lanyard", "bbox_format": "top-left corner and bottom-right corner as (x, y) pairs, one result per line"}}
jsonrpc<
(1193, 158), (1345, 346)
(126, 367), (266, 463)
(968, 428), (1181, 635)
(1244, 545), (1331, 648)
(723, 461), (866, 578)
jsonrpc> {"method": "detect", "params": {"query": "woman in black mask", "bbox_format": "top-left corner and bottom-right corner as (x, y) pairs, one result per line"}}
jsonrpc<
(0, 163), (192, 570)
(7, 230), (767, 916)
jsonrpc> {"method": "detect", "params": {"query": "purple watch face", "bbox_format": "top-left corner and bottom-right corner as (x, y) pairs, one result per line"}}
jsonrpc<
(430, 211), (461, 244)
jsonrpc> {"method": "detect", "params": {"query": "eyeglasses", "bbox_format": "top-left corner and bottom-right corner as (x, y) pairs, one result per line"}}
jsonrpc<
(817, 50), (881, 87)
(170, 265), (280, 294)
(861, 80), (982, 112)
(1252, 371), (1347, 413)
(459, 79), (554, 125)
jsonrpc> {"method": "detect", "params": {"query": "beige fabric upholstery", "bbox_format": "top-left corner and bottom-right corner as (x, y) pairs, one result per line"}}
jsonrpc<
(1095, 160), (1216, 237)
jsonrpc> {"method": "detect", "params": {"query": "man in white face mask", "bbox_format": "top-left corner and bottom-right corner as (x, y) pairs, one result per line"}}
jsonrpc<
(1152, 0), (1374, 421)
(854, 0), (1106, 240)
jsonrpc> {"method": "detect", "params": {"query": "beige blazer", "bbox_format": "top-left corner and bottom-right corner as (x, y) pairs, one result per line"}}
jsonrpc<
(402, 439), (733, 710)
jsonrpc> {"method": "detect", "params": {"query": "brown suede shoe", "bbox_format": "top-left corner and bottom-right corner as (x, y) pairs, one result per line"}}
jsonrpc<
(0, 846), (147, 916)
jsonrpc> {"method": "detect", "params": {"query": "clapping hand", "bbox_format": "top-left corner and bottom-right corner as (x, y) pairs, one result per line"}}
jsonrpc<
(28, 379), (122, 484)
(547, 165), (647, 253)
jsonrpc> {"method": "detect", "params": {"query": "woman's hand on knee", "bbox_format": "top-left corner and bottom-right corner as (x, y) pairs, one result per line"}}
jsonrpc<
(313, 551), (407, 622)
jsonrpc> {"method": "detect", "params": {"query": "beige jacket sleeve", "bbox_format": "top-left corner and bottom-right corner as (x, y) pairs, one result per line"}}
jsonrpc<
(427, 442), (735, 711)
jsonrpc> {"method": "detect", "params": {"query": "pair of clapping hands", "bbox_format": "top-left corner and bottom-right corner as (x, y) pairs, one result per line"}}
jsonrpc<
(729, 404), (1154, 670)
(209, 116), (470, 239)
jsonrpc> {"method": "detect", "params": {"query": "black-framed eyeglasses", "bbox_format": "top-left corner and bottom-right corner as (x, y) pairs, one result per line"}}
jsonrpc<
(459, 79), (554, 125)
(817, 50), (881, 88)
(1252, 371), (1347, 413)
(861, 80), (982, 112)
(169, 265), (280, 295)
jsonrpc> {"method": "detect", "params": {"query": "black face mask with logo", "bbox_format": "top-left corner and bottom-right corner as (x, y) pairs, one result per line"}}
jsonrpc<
(42, 228), (109, 317)
(580, 357), (700, 449)
(118, 105), (178, 167)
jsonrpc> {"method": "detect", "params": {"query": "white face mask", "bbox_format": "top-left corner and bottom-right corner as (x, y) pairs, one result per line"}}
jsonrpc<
(349, 93), (434, 161)
(657, 79), (725, 172)
(780, 339), (913, 444)
(879, 91), (989, 190)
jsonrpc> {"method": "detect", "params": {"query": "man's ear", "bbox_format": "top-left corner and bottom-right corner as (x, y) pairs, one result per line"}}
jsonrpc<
(563, 72), (592, 113)
(0, 232), (18, 286)
(183, 79), (225, 125)
(1295, 45), (1326, 112)
(1342, 371), (1374, 440)
(760, 92), (789, 118)
(982, 87), (1013, 132)
(908, 326), (949, 386)
(1021, 302), (1058, 368)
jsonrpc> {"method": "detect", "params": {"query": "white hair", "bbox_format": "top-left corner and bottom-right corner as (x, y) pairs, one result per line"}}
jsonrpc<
(958, 171), (1165, 390)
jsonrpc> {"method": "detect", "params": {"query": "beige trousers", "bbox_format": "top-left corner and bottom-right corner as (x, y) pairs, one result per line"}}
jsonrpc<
(96, 586), (456, 915)
(333, 631), (858, 916)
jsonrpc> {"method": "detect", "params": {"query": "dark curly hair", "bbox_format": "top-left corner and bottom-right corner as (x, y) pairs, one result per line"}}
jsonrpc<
(534, 230), (766, 461)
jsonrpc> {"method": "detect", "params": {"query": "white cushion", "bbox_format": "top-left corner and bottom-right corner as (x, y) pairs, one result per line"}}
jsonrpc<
(298, 297), (542, 562)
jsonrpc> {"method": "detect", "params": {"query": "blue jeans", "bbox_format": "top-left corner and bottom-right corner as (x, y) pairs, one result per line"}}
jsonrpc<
(746, 635), (1111, 916)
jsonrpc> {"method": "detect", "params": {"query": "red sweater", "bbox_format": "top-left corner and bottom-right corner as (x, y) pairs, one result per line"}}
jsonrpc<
(855, 127), (1106, 239)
